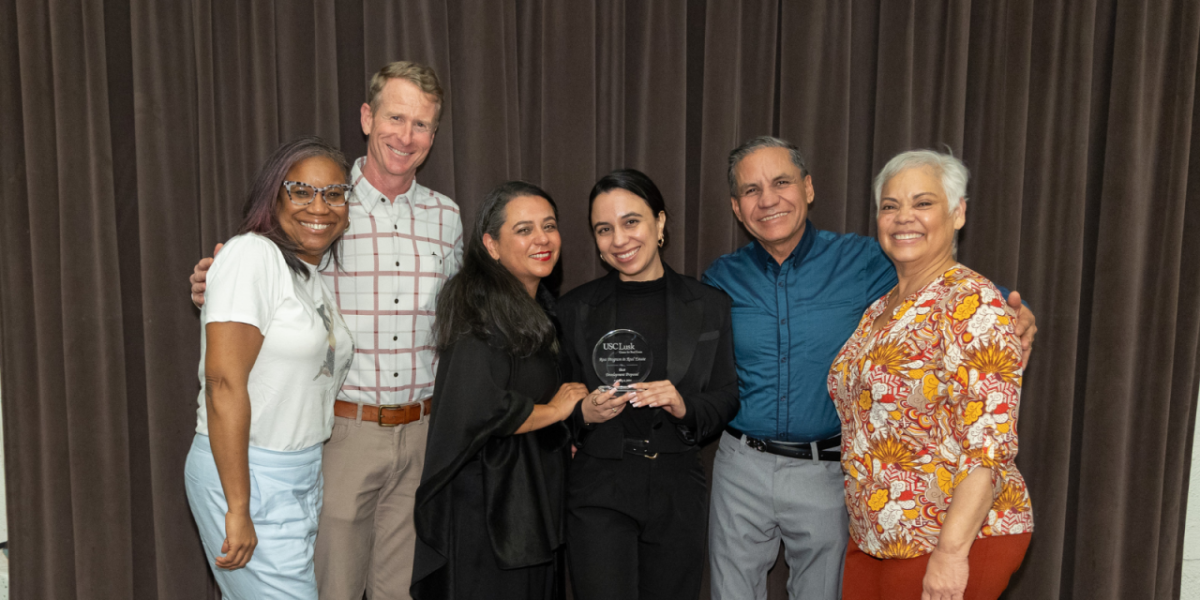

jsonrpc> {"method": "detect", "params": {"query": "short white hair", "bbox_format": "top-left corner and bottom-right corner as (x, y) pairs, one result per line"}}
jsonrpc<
(873, 150), (969, 214)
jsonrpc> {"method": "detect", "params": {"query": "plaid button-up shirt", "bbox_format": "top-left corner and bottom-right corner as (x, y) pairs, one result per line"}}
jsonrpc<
(322, 157), (463, 406)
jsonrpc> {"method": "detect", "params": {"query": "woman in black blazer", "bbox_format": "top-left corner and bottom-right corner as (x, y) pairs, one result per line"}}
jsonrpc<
(557, 169), (740, 600)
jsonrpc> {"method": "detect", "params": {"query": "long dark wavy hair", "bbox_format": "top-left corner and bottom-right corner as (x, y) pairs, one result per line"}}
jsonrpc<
(237, 136), (350, 279)
(434, 181), (560, 357)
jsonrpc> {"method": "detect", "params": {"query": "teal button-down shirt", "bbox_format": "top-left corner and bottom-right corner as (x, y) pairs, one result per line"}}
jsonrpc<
(702, 222), (895, 442)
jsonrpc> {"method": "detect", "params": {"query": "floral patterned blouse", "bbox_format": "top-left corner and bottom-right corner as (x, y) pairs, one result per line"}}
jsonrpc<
(827, 265), (1033, 559)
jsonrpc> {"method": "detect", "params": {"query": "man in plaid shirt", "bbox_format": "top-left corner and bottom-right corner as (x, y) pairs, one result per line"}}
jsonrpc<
(191, 61), (463, 600)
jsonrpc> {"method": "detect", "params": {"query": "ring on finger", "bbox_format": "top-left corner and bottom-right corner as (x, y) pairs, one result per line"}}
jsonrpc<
(611, 406), (618, 414)
(591, 396), (599, 406)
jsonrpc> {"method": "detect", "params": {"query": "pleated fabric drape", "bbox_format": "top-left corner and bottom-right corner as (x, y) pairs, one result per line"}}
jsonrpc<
(2, 1), (1199, 599)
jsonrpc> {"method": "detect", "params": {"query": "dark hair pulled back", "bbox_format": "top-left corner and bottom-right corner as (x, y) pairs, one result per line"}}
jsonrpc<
(587, 168), (670, 249)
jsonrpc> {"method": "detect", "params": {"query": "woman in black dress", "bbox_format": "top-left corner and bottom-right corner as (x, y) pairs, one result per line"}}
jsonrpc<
(411, 181), (587, 600)
(557, 169), (740, 599)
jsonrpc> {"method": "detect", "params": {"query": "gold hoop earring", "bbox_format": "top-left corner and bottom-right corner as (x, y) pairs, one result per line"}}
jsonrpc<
(657, 237), (664, 248)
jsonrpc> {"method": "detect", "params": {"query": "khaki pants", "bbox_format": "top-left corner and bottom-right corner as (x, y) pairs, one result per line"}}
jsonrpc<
(315, 412), (429, 600)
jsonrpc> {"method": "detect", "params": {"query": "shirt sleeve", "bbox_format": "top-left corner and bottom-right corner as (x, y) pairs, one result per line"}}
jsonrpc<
(700, 267), (724, 292)
(862, 238), (899, 307)
(556, 301), (598, 435)
(449, 215), (465, 275)
(203, 235), (285, 335)
(419, 334), (536, 483)
(941, 279), (1024, 489)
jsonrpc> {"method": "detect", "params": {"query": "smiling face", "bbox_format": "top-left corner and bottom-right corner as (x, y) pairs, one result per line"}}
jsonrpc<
(276, 156), (350, 265)
(730, 146), (814, 263)
(360, 77), (439, 197)
(590, 188), (666, 282)
(876, 165), (965, 273)
(483, 195), (561, 297)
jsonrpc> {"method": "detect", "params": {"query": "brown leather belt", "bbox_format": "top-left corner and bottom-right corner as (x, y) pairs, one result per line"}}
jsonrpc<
(334, 399), (431, 427)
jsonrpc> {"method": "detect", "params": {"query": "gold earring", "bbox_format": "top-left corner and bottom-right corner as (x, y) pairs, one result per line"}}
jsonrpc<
(657, 237), (664, 248)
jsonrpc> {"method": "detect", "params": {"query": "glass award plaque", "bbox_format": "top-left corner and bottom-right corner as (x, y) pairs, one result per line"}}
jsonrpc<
(592, 329), (653, 393)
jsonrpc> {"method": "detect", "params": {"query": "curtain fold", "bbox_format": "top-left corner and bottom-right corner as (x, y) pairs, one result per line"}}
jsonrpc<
(540, 1), (600, 286)
(130, 1), (211, 597)
(443, 0), (522, 213)
(1070, 2), (1200, 598)
(2, 1), (1199, 599)
(695, 0), (776, 271)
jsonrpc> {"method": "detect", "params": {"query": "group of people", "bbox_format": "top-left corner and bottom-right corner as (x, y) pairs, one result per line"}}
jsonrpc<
(184, 60), (1037, 600)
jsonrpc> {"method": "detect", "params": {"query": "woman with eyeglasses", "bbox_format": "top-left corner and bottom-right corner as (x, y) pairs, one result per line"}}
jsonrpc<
(184, 136), (356, 599)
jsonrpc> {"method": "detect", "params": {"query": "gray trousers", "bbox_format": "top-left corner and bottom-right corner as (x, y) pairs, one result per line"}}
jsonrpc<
(708, 431), (847, 600)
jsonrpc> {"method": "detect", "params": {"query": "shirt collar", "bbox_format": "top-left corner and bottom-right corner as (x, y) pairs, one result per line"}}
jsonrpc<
(348, 156), (422, 215)
(751, 219), (818, 270)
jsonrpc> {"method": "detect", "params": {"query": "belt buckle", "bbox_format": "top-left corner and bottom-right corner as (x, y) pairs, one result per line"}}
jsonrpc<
(377, 404), (403, 427)
(746, 438), (767, 452)
(624, 438), (658, 459)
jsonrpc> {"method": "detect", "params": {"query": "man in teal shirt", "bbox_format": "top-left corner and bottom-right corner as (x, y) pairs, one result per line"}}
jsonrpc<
(702, 136), (1034, 600)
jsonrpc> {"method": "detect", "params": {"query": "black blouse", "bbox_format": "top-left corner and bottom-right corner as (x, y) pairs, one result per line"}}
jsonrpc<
(614, 276), (669, 440)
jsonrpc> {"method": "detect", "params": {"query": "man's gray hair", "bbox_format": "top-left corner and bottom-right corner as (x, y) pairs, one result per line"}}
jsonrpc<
(872, 150), (969, 214)
(727, 136), (809, 197)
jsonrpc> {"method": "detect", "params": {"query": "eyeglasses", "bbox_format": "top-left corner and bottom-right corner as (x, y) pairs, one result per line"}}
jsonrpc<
(282, 181), (354, 207)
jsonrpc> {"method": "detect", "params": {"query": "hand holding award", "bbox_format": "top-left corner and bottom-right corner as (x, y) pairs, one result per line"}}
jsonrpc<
(590, 329), (687, 420)
(581, 329), (652, 424)
(592, 329), (654, 392)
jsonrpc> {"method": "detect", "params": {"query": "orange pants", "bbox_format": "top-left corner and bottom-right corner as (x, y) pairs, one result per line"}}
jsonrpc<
(842, 533), (1031, 600)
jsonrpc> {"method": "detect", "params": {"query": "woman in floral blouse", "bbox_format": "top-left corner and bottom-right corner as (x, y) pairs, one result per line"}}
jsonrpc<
(828, 150), (1032, 600)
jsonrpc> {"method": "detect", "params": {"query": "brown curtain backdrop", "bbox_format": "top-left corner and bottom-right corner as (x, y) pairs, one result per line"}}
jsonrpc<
(2, 1), (1199, 599)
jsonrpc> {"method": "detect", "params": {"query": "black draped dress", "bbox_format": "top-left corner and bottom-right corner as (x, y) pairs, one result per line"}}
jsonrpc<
(411, 329), (568, 600)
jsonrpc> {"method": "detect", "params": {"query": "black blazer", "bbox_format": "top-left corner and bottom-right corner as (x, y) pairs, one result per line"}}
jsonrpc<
(557, 264), (740, 457)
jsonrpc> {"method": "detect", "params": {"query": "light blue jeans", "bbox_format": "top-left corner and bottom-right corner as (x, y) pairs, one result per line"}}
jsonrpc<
(184, 434), (323, 600)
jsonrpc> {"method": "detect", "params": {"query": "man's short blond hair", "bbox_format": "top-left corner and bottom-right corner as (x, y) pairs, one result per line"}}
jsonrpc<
(367, 61), (445, 127)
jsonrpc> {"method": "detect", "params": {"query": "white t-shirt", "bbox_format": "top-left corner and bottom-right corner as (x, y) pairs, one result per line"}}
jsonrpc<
(195, 233), (355, 451)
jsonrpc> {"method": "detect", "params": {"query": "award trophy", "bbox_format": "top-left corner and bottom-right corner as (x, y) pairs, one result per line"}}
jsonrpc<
(592, 329), (654, 393)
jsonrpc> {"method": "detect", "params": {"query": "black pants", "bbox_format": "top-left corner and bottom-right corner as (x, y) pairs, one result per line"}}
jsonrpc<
(566, 450), (708, 600)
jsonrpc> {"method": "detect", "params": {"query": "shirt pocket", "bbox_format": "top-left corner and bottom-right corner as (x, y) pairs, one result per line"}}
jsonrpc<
(394, 238), (452, 314)
(730, 307), (776, 369)
(801, 290), (865, 364)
